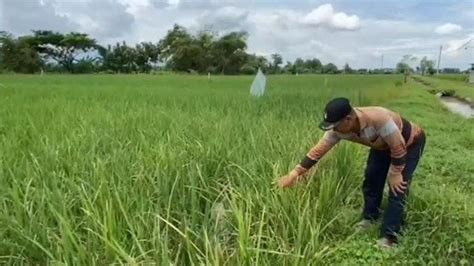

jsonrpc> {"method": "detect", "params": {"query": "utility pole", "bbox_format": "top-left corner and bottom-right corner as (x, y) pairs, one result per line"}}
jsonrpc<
(437, 45), (442, 74)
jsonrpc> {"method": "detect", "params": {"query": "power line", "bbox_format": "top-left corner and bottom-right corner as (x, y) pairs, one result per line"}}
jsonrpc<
(442, 38), (473, 54)
(454, 38), (473, 51)
(434, 38), (473, 72)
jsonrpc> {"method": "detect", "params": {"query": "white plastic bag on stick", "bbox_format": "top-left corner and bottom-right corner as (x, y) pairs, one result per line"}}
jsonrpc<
(250, 68), (266, 97)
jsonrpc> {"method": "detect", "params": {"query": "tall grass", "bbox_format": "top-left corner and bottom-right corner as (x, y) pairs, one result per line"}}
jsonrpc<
(0, 74), (472, 264)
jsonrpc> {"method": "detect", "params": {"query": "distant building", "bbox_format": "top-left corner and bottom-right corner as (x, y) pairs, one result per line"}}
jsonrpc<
(442, 68), (461, 74)
(381, 68), (395, 74)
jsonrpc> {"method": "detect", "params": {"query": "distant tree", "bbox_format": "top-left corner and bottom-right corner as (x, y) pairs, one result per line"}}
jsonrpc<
(30, 31), (97, 73)
(212, 31), (248, 74)
(293, 58), (306, 73)
(419, 57), (427, 75)
(195, 31), (216, 73)
(322, 63), (338, 74)
(270, 53), (283, 73)
(396, 55), (416, 78)
(246, 53), (269, 73)
(98, 42), (138, 73)
(256, 56), (269, 72)
(158, 24), (198, 72)
(343, 63), (354, 74)
(74, 56), (98, 73)
(0, 31), (43, 73)
(282, 61), (294, 74)
(396, 62), (411, 74)
(427, 64), (436, 75)
(419, 56), (435, 76)
(396, 62), (412, 83)
(159, 24), (191, 61)
(304, 58), (322, 73)
(134, 42), (160, 73)
(159, 25), (248, 74)
(239, 64), (256, 75)
(0, 25), (349, 76)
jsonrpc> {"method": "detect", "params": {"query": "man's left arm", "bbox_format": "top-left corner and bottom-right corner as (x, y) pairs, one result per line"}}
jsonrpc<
(378, 118), (408, 195)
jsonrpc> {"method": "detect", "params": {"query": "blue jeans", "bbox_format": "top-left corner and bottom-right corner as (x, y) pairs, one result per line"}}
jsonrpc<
(362, 131), (426, 241)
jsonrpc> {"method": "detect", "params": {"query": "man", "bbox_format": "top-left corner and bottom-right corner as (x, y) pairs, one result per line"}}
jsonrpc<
(277, 97), (426, 248)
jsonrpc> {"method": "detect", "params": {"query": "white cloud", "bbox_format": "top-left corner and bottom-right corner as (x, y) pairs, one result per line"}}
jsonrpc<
(196, 7), (250, 32)
(117, 0), (152, 14)
(171, 0), (240, 9)
(2, 0), (79, 34)
(435, 23), (462, 35)
(301, 4), (361, 31)
(53, 0), (135, 41)
(149, 0), (180, 9)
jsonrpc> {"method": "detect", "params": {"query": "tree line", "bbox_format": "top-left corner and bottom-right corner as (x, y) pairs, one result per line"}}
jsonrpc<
(0, 24), (435, 75)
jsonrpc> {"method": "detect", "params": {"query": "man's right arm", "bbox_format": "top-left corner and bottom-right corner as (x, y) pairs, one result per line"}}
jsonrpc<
(293, 131), (340, 175)
(279, 131), (340, 188)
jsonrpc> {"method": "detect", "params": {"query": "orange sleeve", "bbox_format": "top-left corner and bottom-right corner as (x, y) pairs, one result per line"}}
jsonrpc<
(378, 118), (407, 177)
(293, 131), (340, 175)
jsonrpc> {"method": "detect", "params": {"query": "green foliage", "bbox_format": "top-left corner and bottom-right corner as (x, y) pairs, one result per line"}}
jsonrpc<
(246, 54), (269, 73)
(0, 32), (43, 73)
(396, 62), (410, 74)
(289, 57), (323, 74)
(419, 56), (435, 76)
(397, 55), (417, 74)
(269, 54), (283, 73)
(31, 31), (98, 73)
(0, 27), (432, 75)
(157, 25), (249, 74)
(98, 41), (159, 73)
(323, 63), (339, 74)
(344, 63), (354, 74)
(431, 74), (469, 83)
(74, 58), (99, 74)
(240, 64), (257, 75)
(212, 32), (248, 74)
(414, 75), (474, 99)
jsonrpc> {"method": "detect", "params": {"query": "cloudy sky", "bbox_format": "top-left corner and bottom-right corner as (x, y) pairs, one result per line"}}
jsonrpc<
(1, 0), (473, 69)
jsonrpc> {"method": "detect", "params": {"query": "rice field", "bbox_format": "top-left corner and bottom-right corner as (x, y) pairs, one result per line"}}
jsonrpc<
(0, 74), (472, 264)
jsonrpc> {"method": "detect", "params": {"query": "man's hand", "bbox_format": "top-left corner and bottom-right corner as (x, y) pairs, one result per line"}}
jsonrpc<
(388, 173), (407, 196)
(277, 170), (301, 188)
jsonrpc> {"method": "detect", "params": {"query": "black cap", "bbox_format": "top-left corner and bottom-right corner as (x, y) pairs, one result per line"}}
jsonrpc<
(319, 97), (352, 131)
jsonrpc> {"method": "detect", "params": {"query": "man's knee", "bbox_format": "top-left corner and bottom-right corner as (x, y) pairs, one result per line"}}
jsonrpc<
(388, 190), (408, 206)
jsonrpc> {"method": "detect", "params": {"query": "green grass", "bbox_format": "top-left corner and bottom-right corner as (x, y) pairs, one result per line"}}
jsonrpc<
(0, 74), (472, 264)
(430, 74), (469, 83)
(413, 75), (474, 99)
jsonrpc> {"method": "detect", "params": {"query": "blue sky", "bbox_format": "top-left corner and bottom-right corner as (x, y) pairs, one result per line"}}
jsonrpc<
(1, 0), (473, 69)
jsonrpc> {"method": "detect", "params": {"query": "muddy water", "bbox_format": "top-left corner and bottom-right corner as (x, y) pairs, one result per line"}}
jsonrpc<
(439, 96), (474, 118)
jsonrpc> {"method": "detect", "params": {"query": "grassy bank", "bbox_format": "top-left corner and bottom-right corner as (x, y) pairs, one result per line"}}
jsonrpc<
(412, 75), (474, 99)
(430, 74), (469, 83)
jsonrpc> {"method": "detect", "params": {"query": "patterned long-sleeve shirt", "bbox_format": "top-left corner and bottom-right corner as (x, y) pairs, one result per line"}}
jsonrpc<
(294, 107), (424, 178)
